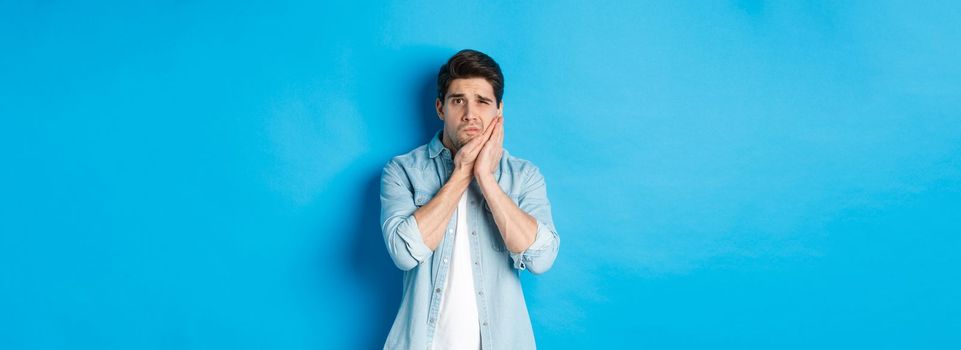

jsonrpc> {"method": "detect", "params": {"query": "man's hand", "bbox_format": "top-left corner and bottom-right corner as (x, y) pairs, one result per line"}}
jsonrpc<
(453, 117), (499, 178)
(472, 115), (537, 255)
(474, 116), (503, 179)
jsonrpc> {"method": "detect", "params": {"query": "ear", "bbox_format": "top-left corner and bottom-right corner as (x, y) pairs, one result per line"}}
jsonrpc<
(435, 98), (444, 120)
(497, 100), (504, 117)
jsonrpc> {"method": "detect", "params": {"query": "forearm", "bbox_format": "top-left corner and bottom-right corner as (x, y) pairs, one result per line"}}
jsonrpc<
(477, 174), (537, 253)
(413, 168), (472, 250)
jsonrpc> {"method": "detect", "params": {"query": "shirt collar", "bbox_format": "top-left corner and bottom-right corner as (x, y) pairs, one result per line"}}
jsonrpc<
(428, 129), (447, 159)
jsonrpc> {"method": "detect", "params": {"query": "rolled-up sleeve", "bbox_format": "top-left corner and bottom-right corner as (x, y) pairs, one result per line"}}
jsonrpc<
(380, 159), (433, 271)
(509, 165), (560, 274)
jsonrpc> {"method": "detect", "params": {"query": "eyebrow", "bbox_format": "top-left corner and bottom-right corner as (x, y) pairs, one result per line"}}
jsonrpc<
(475, 95), (493, 103)
(447, 93), (494, 103)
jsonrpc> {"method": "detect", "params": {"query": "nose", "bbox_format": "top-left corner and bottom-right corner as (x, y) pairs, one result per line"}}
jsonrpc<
(461, 103), (478, 121)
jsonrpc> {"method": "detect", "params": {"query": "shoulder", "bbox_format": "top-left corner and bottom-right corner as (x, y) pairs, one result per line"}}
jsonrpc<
(384, 144), (430, 173)
(501, 150), (544, 179)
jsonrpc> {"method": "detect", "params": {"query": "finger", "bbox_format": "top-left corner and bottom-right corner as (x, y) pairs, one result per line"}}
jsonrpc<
(463, 135), (483, 150)
(486, 119), (502, 149)
(462, 131), (487, 152)
(481, 117), (498, 142)
(467, 118), (500, 156)
(486, 119), (498, 133)
(467, 119), (498, 147)
(485, 119), (501, 149)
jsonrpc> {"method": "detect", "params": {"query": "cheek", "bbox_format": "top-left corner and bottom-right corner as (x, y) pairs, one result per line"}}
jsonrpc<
(482, 112), (497, 124)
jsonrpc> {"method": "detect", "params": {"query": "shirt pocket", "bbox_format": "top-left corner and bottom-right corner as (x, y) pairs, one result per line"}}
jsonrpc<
(411, 169), (440, 207)
(414, 181), (440, 208)
(413, 188), (434, 207)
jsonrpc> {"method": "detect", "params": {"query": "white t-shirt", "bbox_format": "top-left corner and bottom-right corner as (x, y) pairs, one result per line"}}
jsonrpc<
(431, 192), (482, 350)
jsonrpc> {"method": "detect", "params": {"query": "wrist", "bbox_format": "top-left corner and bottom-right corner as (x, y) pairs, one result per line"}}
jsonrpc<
(475, 172), (496, 186)
(473, 163), (493, 176)
(451, 166), (473, 182)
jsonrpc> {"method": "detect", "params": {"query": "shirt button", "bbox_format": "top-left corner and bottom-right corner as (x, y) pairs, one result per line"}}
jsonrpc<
(435, 288), (442, 293)
(471, 231), (476, 236)
(478, 291), (484, 296)
(474, 261), (478, 265)
(482, 321), (488, 326)
(448, 229), (453, 234)
(443, 258), (449, 263)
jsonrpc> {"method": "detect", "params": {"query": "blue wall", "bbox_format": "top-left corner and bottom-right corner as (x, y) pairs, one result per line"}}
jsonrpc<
(2, 1), (959, 349)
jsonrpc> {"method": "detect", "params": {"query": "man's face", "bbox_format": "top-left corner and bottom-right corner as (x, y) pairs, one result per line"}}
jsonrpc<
(436, 77), (503, 150)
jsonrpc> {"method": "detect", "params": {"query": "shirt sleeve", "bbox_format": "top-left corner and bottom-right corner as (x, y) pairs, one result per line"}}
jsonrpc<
(508, 165), (560, 274)
(380, 159), (433, 271)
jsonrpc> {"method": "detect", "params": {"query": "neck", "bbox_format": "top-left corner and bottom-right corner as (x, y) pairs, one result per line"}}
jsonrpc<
(441, 131), (460, 156)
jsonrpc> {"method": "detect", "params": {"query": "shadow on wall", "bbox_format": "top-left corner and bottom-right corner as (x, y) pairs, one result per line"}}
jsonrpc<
(338, 45), (452, 350)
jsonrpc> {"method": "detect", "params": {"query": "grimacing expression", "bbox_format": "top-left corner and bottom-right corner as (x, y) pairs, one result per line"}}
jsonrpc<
(436, 78), (503, 149)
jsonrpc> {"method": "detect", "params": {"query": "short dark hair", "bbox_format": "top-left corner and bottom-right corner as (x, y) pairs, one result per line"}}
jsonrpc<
(436, 49), (504, 106)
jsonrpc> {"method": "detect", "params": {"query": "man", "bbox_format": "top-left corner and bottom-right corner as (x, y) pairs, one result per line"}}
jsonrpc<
(380, 49), (560, 350)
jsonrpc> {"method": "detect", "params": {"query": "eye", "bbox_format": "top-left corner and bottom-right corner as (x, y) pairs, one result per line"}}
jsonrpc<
(453, 98), (463, 104)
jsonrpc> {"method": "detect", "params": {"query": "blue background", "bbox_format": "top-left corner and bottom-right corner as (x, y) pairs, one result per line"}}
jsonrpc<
(2, 1), (960, 349)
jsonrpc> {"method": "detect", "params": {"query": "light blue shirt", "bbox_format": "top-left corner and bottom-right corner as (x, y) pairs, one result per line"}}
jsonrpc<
(380, 130), (561, 350)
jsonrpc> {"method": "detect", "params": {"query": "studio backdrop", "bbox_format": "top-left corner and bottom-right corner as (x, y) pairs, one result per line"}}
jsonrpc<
(2, 1), (959, 349)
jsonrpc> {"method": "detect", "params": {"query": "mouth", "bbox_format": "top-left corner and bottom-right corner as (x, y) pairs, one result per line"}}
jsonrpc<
(463, 127), (481, 134)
